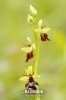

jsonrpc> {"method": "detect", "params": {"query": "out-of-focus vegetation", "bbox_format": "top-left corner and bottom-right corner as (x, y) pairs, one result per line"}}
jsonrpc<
(0, 0), (66, 100)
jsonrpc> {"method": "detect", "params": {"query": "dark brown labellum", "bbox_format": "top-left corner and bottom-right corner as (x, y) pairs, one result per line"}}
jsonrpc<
(25, 75), (39, 90)
(40, 33), (50, 41)
(25, 51), (33, 62)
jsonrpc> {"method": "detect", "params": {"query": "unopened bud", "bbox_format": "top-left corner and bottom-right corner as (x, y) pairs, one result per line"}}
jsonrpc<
(27, 14), (34, 24)
(29, 4), (37, 17)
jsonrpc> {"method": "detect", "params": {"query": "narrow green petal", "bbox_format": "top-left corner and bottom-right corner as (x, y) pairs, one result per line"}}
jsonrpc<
(38, 19), (43, 29)
(19, 76), (29, 82)
(27, 37), (32, 43)
(33, 74), (40, 79)
(41, 28), (50, 33)
(21, 47), (32, 52)
(25, 66), (33, 75)
(32, 43), (36, 49)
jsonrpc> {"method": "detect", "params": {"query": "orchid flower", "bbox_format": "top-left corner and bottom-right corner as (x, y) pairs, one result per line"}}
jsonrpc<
(19, 66), (40, 82)
(21, 37), (36, 62)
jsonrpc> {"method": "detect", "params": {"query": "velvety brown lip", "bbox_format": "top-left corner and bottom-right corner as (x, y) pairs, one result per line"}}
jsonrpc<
(40, 33), (50, 41)
(25, 51), (33, 62)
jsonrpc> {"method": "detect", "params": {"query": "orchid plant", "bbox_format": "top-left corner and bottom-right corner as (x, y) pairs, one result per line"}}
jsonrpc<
(19, 4), (50, 100)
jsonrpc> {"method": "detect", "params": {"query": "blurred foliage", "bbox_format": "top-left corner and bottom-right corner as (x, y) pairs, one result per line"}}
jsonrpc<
(0, 0), (66, 100)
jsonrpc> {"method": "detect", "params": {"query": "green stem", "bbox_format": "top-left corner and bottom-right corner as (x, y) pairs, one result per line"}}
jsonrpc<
(31, 26), (39, 74)
(33, 32), (40, 100)
(31, 23), (40, 100)
(34, 38), (39, 74)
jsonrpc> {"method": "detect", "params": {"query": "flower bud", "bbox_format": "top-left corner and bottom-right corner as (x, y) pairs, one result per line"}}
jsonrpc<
(29, 4), (37, 17)
(27, 14), (34, 24)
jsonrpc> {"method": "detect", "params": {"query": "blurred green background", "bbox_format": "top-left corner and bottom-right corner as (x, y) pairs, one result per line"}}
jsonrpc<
(0, 0), (66, 100)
